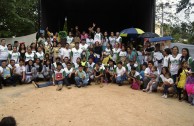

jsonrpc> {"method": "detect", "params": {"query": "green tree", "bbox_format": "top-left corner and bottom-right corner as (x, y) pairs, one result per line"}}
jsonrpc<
(0, 0), (38, 38)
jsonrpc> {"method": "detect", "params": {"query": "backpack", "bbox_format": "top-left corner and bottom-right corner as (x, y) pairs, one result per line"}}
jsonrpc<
(131, 81), (140, 90)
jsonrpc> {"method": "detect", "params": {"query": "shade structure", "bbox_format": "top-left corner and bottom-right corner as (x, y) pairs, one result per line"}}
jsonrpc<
(120, 28), (144, 37)
(138, 32), (160, 38)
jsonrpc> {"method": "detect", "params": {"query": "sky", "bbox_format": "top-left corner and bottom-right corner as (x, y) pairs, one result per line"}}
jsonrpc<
(157, 0), (194, 23)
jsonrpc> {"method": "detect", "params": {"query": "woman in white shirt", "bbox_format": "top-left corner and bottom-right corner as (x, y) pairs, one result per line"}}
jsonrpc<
(25, 46), (35, 63)
(169, 46), (182, 83)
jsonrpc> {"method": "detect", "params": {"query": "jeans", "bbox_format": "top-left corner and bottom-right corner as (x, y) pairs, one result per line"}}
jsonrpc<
(172, 74), (177, 93)
(143, 77), (151, 89)
(116, 74), (127, 84)
(177, 87), (183, 100)
(164, 85), (170, 95)
(75, 77), (88, 86)
(55, 80), (64, 85)
(38, 81), (53, 88)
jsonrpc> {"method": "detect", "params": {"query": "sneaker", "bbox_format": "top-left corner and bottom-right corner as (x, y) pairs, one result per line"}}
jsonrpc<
(32, 81), (38, 88)
(142, 89), (147, 92)
(67, 86), (72, 89)
(161, 94), (165, 98)
(100, 84), (104, 88)
(164, 95), (168, 99)
(148, 90), (152, 93)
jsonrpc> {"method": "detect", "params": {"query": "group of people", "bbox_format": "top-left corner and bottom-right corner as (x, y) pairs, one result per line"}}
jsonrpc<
(0, 24), (194, 106)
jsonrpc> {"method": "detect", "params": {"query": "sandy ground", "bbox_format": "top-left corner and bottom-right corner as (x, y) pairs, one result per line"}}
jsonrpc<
(0, 83), (194, 126)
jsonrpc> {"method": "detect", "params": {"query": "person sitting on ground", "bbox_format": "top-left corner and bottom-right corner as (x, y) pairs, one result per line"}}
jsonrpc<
(25, 60), (36, 83)
(12, 59), (25, 85)
(161, 72), (174, 99)
(0, 61), (15, 88)
(75, 65), (87, 88)
(64, 62), (75, 89)
(105, 59), (116, 83)
(86, 58), (95, 82)
(54, 63), (65, 91)
(143, 66), (159, 93)
(7, 60), (16, 74)
(94, 63), (104, 88)
(114, 61), (127, 86)
(127, 66), (141, 90)
(43, 59), (52, 81)
(34, 58), (44, 81)
(143, 61), (154, 89)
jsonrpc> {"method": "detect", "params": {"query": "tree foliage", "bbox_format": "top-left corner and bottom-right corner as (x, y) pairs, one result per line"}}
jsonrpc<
(0, 0), (38, 38)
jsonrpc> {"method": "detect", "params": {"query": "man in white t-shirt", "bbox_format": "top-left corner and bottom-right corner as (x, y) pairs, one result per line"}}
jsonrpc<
(64, 62), (76, 88)
(71, 42), (83, 63)
(12, 59), (26, 85)
(62, 43), (71, 60)
(115, 62), (126, 86)
(0, 39), (9, 65)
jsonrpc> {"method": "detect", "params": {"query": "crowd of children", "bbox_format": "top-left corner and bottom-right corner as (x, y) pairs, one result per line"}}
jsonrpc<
(0, 24), (194, 106)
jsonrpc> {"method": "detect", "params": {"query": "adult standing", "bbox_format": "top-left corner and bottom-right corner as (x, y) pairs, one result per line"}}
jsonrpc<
(0, 39), (9, 66)
(179, 48), (193, 68)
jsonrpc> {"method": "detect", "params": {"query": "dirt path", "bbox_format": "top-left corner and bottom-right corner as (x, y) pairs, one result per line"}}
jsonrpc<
(0, 84), (194, 126)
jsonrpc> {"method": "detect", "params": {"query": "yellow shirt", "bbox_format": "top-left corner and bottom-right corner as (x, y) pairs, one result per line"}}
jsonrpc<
(177, 69), (188, 88)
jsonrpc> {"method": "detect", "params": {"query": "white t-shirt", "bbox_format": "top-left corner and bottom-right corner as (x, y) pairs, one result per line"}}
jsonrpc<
(112, 48), (121, 61)
(10, 52), (20, 63)
(79, 44), (88, 51)
(71, 48), (83, 63)
(119, 51), (127, 57)
(153, 51), (164, 66)
(66, 36), (73, 44)
(36, 51), (44, 60)
(94, 33), (102, 43)
(63, 48), (71, 59)
(163, 55), (171, 67)
(169, 54), (182, 75)
(109, 36), (116, 47)
(58, 48), (64, 58)
(105, 48), (111, 55)
(25, 52), (35, 62)
(15, 64), (25, 75)
(64, 68), (73, 75)
(116, 67), (126, 76)
(164, 78), (174, 85)
(86, 38), (94, 46)
(144, 67), (152, 75)
(0, 45), (9, 60)
(115, 36), (122, 43)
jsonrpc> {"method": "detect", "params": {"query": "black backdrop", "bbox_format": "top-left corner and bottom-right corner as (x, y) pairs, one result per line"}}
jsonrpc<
(40, 0), (155, 33)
